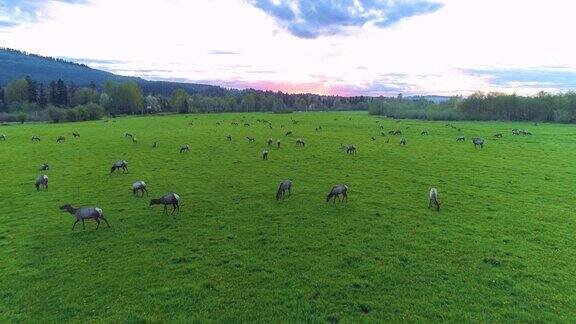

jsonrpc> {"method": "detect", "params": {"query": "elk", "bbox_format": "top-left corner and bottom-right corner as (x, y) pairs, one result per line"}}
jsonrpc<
(371, 137), (376, 141)
(456, 136), (465, 142)
(60, 204), (110, 230)
(276, 180), (292, 201)
(35, 175), (48, 191)
(110, 160), (128, 173)
(40, 163), (49, 171)
(132, 181), (148, 196)
(56, 136), (65, 143)
(180, 144), (190, 153)
(472, 137), (484, 149)
(277, 140), (281, 148)
(285, 130), (292, 136)
(296, 138), (305, 147)
(246, 136), (255, 143)
(342, 144), (356, 154)
(267, 138), (274, 146)
(421, 130), (429, 135)
(244, 123), (250, 126)
(125, 133), (134, 139)
(72, 131), (80, 138)
(326, 184), (348, 203)
(0, 134), (5, 140)
(227, 135), (232, 141)
(153, 141), (158, 148)
(150, 193), (180, 215)
(400, 138), (407, 146)
(494, 133), (503, 138)
(31, 135), (40, 142)
(262, 149), (269, 160)
(429, 187), (440, 211)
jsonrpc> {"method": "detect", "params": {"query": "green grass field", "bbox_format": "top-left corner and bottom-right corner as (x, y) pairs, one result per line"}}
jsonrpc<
(1, 112), (575, 322)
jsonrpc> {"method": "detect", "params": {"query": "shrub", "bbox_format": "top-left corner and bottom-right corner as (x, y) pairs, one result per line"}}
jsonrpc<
(46, 106), (65, 123)
(65, 108), (81, 122)
(17, 112), (28, 124)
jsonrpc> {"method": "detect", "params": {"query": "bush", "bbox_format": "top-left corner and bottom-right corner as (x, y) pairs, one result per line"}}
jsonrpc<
(17, 112), (28, 124)
(84, 103), (105, 120)
(46, 106), (65, 123)
(65, 108), (81, 122)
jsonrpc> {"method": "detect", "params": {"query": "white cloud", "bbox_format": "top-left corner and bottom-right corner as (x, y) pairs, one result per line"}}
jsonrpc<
(2, 0), (576, 95)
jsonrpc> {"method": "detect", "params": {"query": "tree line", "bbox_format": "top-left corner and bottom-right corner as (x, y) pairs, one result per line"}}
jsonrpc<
(2, 74), (576, 123)
(0, 76), (372, 122)
(368, 92), (576, 123)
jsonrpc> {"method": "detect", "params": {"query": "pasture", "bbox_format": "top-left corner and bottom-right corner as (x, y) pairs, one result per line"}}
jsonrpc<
(0, 112), (575, 322)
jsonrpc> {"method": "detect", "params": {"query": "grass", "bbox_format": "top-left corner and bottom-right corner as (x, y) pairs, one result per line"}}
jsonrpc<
(0, 112), (575, 322)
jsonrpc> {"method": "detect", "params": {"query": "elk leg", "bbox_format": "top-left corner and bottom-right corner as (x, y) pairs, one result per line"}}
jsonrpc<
(171, 204), (176, 215)
(82, 219), (85, 230)
(95, 218), (100, 229)
(72, 219), (79, 231)
(101, 217), (111, 228)
(163, 205), (167, 214)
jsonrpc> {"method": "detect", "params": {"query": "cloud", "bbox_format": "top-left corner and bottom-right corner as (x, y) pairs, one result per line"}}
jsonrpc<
(248, 0), (443, 38)
(207, 50), (240, 55)
(463, 68), (576, 90)
(0, 0), (90, 27)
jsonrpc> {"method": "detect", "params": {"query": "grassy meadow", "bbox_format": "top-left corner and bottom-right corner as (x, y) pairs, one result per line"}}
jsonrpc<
(0, 112), (575, 322)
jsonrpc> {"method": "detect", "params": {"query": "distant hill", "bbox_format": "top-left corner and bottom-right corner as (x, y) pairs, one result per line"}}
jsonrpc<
(0, 48), (229, 97)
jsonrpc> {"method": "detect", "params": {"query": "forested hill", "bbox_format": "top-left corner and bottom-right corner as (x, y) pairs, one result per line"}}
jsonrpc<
(0, 48), (228, 97)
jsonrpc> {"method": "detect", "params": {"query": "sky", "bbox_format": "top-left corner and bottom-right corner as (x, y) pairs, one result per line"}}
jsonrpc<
(1, 0), (576, 96)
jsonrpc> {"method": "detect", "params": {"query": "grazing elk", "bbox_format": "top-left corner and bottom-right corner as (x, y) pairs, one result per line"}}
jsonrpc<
(285, 130), (293, 136)
(132, 181), (148, 196)
(456, 136), (465, 142)
(0, 134), (5, 140)
(262, 149), (269, 160)
(125, 133), (134, 139)
(60, 204), (110, 230)
(429, 187), (440, 211)
(110, 160), (128, 173)
(400, 138), (407, 146)
(277, 140), (281, 148)
(150, 193), (180, 215)
(472, 137), (484, 149)
(421, 130), (429, 135)
(72, 131), (80, 138)
(276, 180), (292, 201)
(31, 135), (41, 142)
(296, 138), (305, 147)
(326, 184), (348, 203)
(56, 136), (65, 143)
(342, 144), (356, 154)
(180, 144), (190, 153)
(35, 175), (48, 191)
(494, 133), (503, 138)
(40, 163), (49, 171)
(267, 138), (274, 146)
(246, 136), (255, 143)
(227, 135), (232, 141)
(371, 137), (376, 141)
(153, 141), (158, 148)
